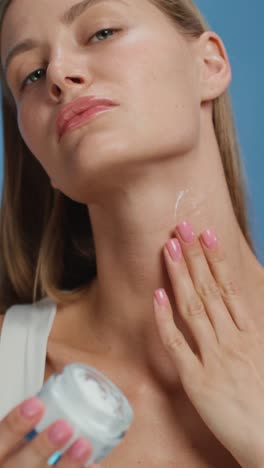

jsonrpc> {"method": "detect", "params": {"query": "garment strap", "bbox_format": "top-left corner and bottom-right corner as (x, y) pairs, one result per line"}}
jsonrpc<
(0, 297), (56, 419)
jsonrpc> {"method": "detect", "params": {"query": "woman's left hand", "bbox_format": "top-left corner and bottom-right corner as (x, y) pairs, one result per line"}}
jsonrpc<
(154, 221), (264, 468)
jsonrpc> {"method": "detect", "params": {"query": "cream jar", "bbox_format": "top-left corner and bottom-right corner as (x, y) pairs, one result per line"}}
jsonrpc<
(25, 363), (134, 465)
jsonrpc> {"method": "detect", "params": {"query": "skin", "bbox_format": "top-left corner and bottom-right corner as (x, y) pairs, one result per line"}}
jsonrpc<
(154, 231), (264, 467)
(1, 0), (264, 466)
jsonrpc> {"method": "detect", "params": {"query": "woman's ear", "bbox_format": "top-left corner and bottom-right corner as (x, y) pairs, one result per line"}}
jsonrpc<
(197, 31), (232, 102)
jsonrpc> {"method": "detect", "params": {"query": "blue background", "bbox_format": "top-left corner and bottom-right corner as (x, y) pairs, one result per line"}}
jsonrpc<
(195, 0), (264, 263)
(0, 1), (263, 261)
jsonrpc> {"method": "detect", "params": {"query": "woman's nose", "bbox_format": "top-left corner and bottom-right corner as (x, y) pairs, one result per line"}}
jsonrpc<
(46, 61), (92, 101)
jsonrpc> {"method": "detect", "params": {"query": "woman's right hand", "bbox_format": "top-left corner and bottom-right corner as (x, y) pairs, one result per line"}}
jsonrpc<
(0, 396), (100, 467)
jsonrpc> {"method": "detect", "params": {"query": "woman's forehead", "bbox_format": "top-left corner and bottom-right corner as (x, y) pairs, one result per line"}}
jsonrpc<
(0, 0), (165, 70)
(1, 0), (149, 47)
(3, 0), (137, 25)
(1, 0), (135, 67)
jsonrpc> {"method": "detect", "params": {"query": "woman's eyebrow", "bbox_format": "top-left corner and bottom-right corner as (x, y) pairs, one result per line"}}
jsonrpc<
(3, 0), (129, 78)
(61, 0), (126, 26)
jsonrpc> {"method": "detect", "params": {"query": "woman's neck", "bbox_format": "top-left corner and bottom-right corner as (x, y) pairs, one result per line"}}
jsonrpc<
(65, 121), (264, 369)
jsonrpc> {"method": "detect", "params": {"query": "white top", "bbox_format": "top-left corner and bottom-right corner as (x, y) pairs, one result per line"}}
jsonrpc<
(0, 297), (57, 419)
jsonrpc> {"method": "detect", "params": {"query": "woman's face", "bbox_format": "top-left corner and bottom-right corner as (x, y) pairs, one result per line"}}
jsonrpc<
(1, 0), (202, 202)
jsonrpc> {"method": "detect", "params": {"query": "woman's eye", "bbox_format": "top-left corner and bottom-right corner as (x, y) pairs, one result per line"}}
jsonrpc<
(90, 27), (118, 43)
(20, 28), (118, 91)
(20, 68), (45, 91)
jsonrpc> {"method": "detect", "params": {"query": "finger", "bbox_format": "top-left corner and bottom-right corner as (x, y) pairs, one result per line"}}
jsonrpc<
(0, 397), (45, 463)
(164, 236), (218, 356)
(56, 437), (93, 467)
(200, 227), (254, 332)
(175, 222), (237, 341)
(153, 288), (202, 387)
(8, 419), (74, 467)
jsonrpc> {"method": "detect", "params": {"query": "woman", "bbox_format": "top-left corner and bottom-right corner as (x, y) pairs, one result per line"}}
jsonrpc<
(0, 0), (263, 466)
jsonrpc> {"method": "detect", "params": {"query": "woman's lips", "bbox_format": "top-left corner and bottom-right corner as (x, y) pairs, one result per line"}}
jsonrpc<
(59, 104), (117, 140)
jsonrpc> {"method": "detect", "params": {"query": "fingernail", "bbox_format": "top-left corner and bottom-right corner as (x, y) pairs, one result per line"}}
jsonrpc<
(166, 239), (182, 262)
(176, 221), (196, 243)
(20, 397), (43, 419)
(154, 288), (169, 306)
(68, 437), (92, 461)
(201, 229), (219, 249)
(48, 420), (73, 444)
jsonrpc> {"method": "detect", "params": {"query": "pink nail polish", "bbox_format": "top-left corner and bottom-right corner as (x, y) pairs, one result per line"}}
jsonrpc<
(201, 229), (219, 249)
(176, 221), (196, 243)
(48, 420), (73, 444)
(154, 289), (169, 306)
(20, 398), (43, 419)
(68, 438), (92, 461)
(166, 239), (182, 262)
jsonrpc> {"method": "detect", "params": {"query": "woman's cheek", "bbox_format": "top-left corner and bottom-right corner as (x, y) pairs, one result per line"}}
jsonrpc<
(17, 103), (46, 163)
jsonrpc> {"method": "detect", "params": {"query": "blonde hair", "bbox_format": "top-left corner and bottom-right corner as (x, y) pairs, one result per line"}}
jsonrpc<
(0, 0), (256, 313)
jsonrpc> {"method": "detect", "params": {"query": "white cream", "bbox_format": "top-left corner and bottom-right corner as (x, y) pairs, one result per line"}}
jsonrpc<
(174, 190), (186, 219)
(33, 363), (134, 465)
(78, 379), (117, 415)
